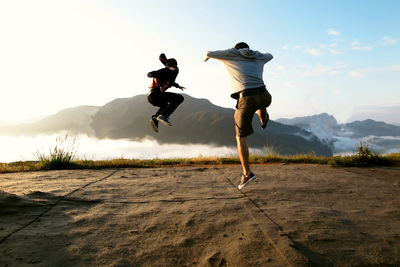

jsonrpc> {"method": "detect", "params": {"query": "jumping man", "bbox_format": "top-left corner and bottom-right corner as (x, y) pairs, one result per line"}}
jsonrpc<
(204, 42), (273, 189)
(147, 53), (185, 132)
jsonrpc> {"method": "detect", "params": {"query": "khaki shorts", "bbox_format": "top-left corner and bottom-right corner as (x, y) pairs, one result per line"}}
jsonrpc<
(234, 90), (272, 137)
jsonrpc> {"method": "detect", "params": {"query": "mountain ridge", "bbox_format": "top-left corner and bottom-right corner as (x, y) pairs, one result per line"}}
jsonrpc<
(277, 113), (400, 154)
(0, 94), (338, 156)
(89, 94), (332, 155)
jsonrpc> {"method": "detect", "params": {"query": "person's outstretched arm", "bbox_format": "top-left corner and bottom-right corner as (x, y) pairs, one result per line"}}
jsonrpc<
(160, 82), (185, 92)
(159, 53), (168, 66)
(170, 82), (185, 90)
(204, 48), (234, 62)
(168, 68), (185, 90)
(260, 53), (273, 63)
(147, 70), (160, 78)
(147, 67), (170, 79)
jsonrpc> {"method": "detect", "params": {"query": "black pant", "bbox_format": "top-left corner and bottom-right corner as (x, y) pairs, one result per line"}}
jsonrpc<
(147, 90), (184, 118)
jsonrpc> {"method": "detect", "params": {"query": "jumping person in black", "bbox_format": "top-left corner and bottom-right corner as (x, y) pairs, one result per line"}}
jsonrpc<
(147, 53), (185, 132)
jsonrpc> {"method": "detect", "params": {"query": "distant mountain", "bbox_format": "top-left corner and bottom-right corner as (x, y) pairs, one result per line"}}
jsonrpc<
(347, 105), (400, 126)
(277, 113), (400, 154)
(0, 94), (333, 156)
(345, 119), (400, 137)
(91, 94), (332, 156)
(0, 106), (99, 136)
(277, 113), (339, 145)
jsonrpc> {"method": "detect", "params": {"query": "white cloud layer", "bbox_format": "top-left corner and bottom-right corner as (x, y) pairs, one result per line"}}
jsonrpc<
(0, 134), (262, 163)
(328, 49), (341, 55)
(303, 47), (322, 56)
(351, 40), (373, 51)
(328, 28), (340, 36)
(291, 41), (344, 56)
(381, 36), (397, 46)
(379, 65), (400, 73)
(266, 65), (286, 76)
(296, 63), (346, 77)
(347, 68), (371, 78)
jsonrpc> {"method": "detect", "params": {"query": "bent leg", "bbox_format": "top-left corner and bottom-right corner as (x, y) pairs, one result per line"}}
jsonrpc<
(257, 108), (269, 128)
(155, 106), (166, 118)
(255, 91), (272, 128)
(257, 108), (266, 124)
(162, 92), (184, 117)
(148, 91), (168, 117)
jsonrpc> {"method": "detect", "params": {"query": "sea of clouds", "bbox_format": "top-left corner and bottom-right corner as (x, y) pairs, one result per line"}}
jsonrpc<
(0, 134), (265, 163)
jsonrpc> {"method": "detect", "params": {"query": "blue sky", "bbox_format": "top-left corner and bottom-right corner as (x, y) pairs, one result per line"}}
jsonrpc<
(0, 0), (399, 123)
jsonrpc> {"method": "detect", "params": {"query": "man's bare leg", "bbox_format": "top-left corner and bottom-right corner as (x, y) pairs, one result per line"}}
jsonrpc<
(236, 135), (251, 177)
(257, 108), (267, 126)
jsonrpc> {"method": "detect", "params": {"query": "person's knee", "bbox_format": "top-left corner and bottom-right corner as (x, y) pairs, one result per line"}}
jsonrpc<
(236, 135), (247, 144)
(176, 94), (184, 104)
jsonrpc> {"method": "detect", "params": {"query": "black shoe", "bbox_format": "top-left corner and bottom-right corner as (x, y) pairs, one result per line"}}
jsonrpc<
(261, 112), (269, 129)
(150, 116), (159, 132)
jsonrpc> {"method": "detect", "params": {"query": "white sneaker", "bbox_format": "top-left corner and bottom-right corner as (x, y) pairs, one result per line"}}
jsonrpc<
(157, 115), (172, 126)
(150, 117), (158, 132)
(238, 172), (256, 189)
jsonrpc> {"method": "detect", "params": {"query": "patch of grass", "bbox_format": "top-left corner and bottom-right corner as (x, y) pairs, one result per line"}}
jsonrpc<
(34, 135), (78, 170)
(263, 142), (281, 157)
(328, 142), (398, 167)
(0, 161), (41, 173)
(1, 153), (399, 173)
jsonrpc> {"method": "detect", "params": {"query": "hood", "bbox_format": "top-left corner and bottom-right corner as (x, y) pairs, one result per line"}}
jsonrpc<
(237, 48), (258, 59)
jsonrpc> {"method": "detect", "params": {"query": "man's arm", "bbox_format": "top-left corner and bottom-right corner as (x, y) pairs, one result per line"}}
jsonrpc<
(159, 53), (168, 66)
(160, 82), (185, 92)
(170, 82), (185, 90)
(147, 68), (169, 79)
(147, 71), (158, 78)
(204, 48), (234, 62)
(260, 53), (273, 63)
(168, 68), (185, 90)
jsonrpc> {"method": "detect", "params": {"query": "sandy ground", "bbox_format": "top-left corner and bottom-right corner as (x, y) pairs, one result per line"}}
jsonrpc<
(0, 164), (399, 266)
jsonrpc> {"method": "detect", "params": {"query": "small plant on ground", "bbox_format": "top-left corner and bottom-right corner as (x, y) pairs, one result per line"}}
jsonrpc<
(264, 142), (280, 157)
(35, 134), (78, 170)
(355, 140), (385, 166)
(357, 141), (376, 159)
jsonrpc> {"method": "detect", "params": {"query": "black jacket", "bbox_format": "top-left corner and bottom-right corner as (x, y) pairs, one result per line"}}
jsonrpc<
(147, 67), (180, 89)
(148, 53), (180, 89)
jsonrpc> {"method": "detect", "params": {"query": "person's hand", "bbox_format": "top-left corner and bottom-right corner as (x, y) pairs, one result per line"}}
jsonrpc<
(178, 86), (185, 91)
(160, 85), (168, 92)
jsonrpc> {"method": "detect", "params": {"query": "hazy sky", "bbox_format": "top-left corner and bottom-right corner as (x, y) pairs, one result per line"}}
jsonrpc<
(1, 0), (399, 123)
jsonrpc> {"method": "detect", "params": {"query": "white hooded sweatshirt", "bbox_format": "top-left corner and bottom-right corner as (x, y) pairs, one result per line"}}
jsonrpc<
(206, 48), (273, 98)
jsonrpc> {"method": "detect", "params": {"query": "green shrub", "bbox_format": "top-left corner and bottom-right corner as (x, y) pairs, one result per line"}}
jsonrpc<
(35, 135), (78, 170)
(264, 142), (280, 157)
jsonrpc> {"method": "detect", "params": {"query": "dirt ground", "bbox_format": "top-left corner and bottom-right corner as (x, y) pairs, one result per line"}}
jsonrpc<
(0, 164), (399, 266)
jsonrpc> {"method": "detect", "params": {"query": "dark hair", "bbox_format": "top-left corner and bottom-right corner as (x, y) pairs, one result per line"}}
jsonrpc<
(234, 42), (249, 49)
(167, 58), (177, 67)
